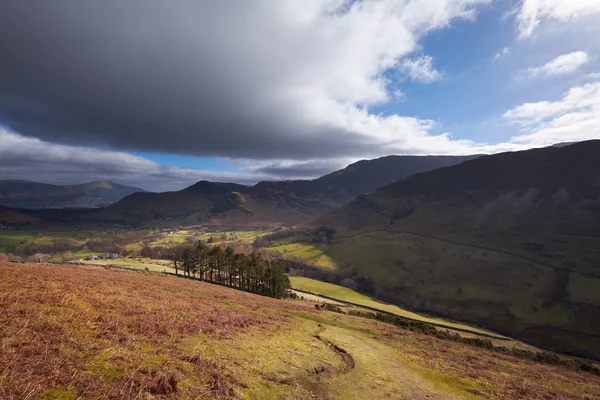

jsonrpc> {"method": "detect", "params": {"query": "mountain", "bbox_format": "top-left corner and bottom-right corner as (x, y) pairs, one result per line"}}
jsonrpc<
(0, 180), (145, 208)
(104, 155), (475, 226)
(311, 140), (600, 359)
(0, 205), (41, 224)
(315, 155), (479, 196)
(65, 180), (146, 203)
(104, 179), (345, 227)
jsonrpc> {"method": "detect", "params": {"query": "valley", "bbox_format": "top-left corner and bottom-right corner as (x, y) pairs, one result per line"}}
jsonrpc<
(2, 142), (600, 399)
(310, 141), (600, 359)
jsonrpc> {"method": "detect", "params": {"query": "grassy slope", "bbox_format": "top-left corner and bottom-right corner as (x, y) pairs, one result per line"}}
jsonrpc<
(310, 142), (600, 359)
(2, 262), (599, 400)
(267, 243), (337, 270)
(290, 277), (504, 338)
(319, 226), (600, 359)
(0, 206), (41, 224)
(0, 227), (99, 253)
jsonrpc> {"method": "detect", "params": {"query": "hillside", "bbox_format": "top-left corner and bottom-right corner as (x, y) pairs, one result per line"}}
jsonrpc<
(0, 206), (41, 224)
(315, 155), (477, 196)
(104, 155), (473, 227)
(2, 262), (599, 400)
(312, 140), (600, 359)
(0, 180), (144, 208)
(65, 180), (146, 203)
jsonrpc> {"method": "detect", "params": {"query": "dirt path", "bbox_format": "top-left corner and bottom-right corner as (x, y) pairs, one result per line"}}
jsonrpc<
(318, 324), (470, 400)
(312, 325), (355, 376)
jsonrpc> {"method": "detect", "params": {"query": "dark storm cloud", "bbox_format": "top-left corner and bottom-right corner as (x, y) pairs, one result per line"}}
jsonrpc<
(0, 1), (496, 163)
(250, 160), (347, 179)
(0, 1), (395, 160)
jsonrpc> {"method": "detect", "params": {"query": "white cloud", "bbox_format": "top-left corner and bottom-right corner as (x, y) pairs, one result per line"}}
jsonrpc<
(0, 128), (267, 191)
(503, 80), (600, 145)
(399, 55), (443, 83)
(516, 0), (600, 38)
(494, 47), (510, 60)
(527, 51), (589, 77)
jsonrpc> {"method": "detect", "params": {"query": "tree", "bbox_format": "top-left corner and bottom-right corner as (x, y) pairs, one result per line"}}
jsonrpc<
(163, 240), (291, 298)
(181, 248), (195, 277)
(195, 241), (209, 281)
(166, 245), (187, 275)
(140, 245), (155, 259)
(340, 277), (357, 290)
(224, 247), (234, 286)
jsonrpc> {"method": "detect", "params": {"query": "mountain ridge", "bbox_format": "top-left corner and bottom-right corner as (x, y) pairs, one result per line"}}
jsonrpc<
(0, 180), (146, 208)
(310, 140), (600, 359)
(103, 155), (476, 226)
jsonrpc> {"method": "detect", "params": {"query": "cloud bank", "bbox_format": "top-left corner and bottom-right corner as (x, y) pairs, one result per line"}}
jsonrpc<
(0, 128), (266, 191)
(504, 81), (600, 145)
(0, 0), (491, 163)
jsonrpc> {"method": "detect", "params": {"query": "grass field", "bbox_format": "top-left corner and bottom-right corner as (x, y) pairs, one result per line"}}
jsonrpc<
(79, 258), (176, 273)
(0, 227), (268, 260)
(1, 262), (599, 399)
(321, 230), (600, 359)
(267, 243), (337, 270)
(290, 276), (506, 338)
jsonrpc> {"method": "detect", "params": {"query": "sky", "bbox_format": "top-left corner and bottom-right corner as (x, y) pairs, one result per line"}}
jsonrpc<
(1, 0), (599, 191)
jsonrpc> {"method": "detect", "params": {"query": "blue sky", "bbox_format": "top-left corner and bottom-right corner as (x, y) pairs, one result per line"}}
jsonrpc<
(1, 0), (600, 190)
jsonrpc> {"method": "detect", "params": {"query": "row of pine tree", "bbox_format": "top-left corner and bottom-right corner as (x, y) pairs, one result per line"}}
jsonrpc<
(175, 242), (291, 298)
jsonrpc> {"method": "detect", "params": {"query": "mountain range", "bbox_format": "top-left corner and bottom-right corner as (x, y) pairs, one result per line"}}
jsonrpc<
(102, 155), (476, 226)
(0, 180), (145, 209)
(311, 140), (600, 359)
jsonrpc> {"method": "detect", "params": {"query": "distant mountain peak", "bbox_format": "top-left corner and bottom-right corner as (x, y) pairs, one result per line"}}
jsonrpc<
(0, 180), (146, 209)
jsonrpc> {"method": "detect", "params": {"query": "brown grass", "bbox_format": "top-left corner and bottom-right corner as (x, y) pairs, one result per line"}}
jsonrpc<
(370, 319), (600, 400)
(0, 262), (306, 399)
(1, 262), (600, 399)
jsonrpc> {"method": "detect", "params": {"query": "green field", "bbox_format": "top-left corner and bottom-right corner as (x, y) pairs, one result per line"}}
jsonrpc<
(267, 243), (337, 270)
(290, 276), (506, 338)
(0, 231), (36, 251)
(0, 227), (268, 259)
(0, 227), (99, 253)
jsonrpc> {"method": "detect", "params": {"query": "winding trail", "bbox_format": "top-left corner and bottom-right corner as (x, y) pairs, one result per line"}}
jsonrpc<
(313, 324), (469, 399)
(312, 325), (355, 376)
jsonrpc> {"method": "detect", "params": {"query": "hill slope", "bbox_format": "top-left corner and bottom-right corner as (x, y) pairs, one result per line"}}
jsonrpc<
(2, 262), (599, 400)
(0, 205), (41, 224)
(0, 180), (144, 208)
(312, 140), (600, 359)
(315, 154), (478, 196)
(105, 155), (474, 226)
(65, 180), (146, 203)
